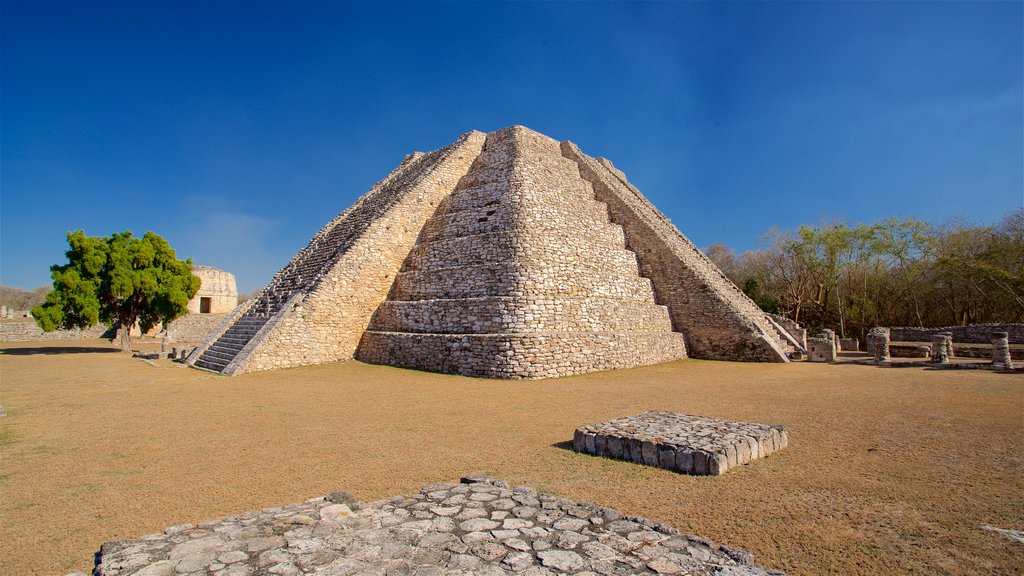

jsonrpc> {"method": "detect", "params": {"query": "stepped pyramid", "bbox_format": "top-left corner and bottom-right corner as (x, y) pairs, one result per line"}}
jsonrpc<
(189, 126), (801, 378)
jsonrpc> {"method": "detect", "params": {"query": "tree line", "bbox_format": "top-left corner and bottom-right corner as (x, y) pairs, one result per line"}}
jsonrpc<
(706, 208), (1024, 341)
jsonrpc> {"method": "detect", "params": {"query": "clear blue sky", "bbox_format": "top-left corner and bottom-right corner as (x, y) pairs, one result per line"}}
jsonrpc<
(3, 1), (1021, 293)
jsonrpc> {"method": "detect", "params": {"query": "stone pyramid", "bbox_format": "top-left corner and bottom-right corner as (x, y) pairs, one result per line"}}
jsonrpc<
(189, 126), (800, 378)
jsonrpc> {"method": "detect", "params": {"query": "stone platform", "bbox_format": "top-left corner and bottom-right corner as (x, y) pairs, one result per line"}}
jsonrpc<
(573, 412), (788, 476)
(93, 477), (783, 576)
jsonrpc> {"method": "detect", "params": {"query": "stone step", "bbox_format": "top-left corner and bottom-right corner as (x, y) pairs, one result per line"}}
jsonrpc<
(209, 342), (245, 354)
(194, 358), (228, 372)
(202, 348), (240, 362)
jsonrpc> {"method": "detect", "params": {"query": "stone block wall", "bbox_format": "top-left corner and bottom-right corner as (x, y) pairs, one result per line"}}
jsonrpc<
(0, 320), (109, 342)
(186, 266), (238, 314)
(191, 125), (803, 378)
(165, 313), (229, 345)
(357, 126), (686, 378)
(220, 131), (488, 374)
(889, 324), (1024, 345)
(562, 143), (790, 362)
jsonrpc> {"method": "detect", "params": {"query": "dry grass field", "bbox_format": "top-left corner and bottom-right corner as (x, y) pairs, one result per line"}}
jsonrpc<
(0, 339), (1021, 575)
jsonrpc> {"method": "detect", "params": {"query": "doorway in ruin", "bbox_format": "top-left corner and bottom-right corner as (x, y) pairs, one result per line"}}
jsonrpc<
(200, 297), (211, 313)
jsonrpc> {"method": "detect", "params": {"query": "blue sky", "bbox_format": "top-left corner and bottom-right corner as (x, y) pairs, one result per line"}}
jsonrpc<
(3, 1), (1021, 293)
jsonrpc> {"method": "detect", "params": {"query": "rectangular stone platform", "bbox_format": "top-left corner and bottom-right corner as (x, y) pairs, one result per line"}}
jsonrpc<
(573, 411), (788, 475)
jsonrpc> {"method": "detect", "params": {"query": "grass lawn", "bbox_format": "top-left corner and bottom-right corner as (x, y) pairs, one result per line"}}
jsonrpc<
(0, 339), (1021, 575)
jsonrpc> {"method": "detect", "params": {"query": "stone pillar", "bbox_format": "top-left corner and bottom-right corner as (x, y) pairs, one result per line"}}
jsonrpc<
(807, 337), (835, 362)
(939, 331), (954, 359)
(0, 305), (6, 317)
(819, 329), (838, 355)
(870, 327), (890, 363)
(931, 334), (950, 364)
(992, 332), (1013, 370)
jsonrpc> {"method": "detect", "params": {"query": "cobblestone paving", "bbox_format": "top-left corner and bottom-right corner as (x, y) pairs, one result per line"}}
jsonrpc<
(574, 412), (788, 476)
(92, 477), (782, 576)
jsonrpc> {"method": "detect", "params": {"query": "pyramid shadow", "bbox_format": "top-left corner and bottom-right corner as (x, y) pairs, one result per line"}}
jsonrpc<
(0, 346), (120, 356)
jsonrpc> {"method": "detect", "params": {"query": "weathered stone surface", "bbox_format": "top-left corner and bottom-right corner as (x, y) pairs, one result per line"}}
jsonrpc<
(807, 337), (835, 362)
(92, 477), (782, 575)
(574, 412), (788, 475)
(869, 327), (891, 363)
(991, 332), (1014, 370)
(190, 125), (799, 378)
(186, 266), (238, 315)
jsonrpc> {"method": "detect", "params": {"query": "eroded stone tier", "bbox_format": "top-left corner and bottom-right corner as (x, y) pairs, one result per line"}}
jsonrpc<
(573, 412), (788, 476)
(92, 477), (783, 576)
(356, 126), (687, 378)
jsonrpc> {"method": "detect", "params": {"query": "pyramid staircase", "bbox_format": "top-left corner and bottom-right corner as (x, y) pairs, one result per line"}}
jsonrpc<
(188, 136), (484, 374)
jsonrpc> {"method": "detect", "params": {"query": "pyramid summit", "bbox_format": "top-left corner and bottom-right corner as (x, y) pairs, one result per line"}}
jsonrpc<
(189, 126), (801, 378)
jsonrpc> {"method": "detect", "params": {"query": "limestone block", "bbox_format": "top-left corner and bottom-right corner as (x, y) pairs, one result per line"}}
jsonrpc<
(572, 412), (788, 476)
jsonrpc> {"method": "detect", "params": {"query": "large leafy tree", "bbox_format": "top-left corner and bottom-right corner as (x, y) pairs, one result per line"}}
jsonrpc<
(32, 230), (200, 351)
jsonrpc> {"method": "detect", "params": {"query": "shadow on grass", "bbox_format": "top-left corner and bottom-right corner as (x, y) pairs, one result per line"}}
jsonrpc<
(0, 346), (120, 356)
(551, 440), (575, 452)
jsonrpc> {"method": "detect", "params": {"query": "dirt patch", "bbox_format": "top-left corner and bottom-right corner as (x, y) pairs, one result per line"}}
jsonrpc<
(0, 339), (1021, 575)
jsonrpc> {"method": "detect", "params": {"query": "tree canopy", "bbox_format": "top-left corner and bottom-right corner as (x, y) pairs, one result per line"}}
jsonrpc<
(32, 230), (200, 350)
(706, 208), (1024, 340)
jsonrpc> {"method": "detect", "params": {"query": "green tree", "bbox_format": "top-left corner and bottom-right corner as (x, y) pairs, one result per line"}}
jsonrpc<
(32, 230), (200, 351)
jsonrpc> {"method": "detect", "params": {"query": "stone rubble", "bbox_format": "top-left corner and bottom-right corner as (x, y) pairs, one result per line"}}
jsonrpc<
(573, 412), (788, 476)
(91, 477), (783, 576)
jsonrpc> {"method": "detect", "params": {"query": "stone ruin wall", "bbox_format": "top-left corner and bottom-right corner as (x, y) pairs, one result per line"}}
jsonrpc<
(166, 313), (230, 345)
(187, 266), (239, 315)
(355, 126), (687, 378)
(561, 142), (789, 362)
(0, 321), (109, 342)
(889, 324), (1024, 345)
(230, 131), (488, 374)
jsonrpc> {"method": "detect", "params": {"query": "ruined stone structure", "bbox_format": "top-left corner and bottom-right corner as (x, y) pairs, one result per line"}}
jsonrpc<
(806, 337), (836, 363)
(0, 321), (109, 342)
(888, 324), (1024, 345)
(869, 327), (891, 363)
(189, 126), (799, 378)
(991, 332), (1014, 370)
(187, 266), (239, 315)
(573, 412), (787, 476)
(91, 477), (782, 576)
(930, 334), (951, 364)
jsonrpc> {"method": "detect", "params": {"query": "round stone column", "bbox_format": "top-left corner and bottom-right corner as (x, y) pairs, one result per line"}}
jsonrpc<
(991, 332), (1013, 370)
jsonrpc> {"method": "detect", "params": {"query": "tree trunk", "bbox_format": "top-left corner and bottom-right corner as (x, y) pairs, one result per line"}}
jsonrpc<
(117, 315), (134, 352)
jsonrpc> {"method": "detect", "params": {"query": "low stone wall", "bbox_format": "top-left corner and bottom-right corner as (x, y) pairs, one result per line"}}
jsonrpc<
(573, 411), (787, 476)
(357, 331), (687, 379)
(92, 476), (781, 576)
(166, 313), (230, 345)
(889, 342), (1024, 360)
(0, 321), (110, 342)
(889, 324), (1024, 344)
